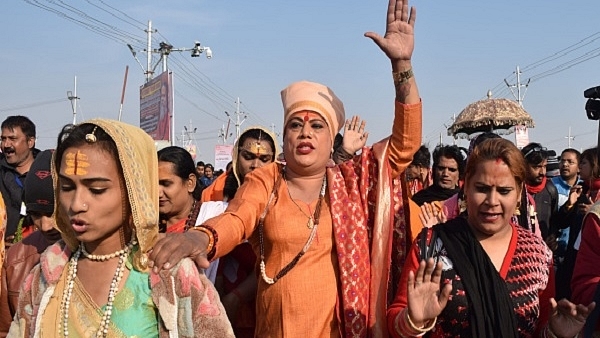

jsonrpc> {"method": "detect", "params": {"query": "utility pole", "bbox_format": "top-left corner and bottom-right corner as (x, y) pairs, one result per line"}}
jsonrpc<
(504, 66), (531, 107)
(565, 126), (575, 148)
(183, 120), (197, 148)
(234, 97), (246, 140)
(225, 98), (246, 142)
(145, 21), (154, 82)
(67, 76), (79, 124)
(218, 125), (227, 144)
(127, 20), (212, 146)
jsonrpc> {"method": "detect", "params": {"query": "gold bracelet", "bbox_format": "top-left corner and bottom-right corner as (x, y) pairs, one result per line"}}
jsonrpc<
(191, 226), (215, 256)
(405, 311), (437, 333)
(393, 68), (414, 86)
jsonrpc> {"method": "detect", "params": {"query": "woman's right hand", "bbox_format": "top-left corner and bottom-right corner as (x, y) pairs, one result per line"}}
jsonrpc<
(148, 230), (210, 273)
(406, 258), (452, 326)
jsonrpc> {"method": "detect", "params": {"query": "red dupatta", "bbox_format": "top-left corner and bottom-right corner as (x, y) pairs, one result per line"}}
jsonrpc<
(327, 138), (399, 337)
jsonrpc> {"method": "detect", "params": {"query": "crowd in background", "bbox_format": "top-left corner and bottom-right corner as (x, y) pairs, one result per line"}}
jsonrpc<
(0, 0), (599, 336)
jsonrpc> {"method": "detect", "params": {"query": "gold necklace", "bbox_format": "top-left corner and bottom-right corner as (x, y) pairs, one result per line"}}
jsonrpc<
(286, 182), (318, 229)
(258, 168), (327, 284)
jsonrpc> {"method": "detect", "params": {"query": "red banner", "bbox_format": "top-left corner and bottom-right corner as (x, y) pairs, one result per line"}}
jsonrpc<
(140, 71), (172, 141)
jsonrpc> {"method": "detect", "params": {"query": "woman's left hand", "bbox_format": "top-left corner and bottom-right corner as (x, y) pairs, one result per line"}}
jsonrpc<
(548, 298), (595, 337)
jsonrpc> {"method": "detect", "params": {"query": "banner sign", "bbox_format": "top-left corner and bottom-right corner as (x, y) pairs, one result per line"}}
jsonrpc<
(140, 71), (172, 141)
(214, 145), (233, 171)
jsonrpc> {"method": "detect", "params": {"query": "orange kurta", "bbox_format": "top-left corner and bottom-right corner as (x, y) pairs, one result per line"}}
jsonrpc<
(203, 101), (422, 337)
(201, 171), (227, 202)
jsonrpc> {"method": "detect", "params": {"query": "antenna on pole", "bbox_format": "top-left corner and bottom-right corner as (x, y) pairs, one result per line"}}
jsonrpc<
(67, 76), (79, 124)
(118, 66), (129, 121)
(504, 66), (530, 106)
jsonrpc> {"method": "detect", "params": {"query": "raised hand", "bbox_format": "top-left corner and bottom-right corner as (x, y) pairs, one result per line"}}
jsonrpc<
(419, 202), (447, 228)
(342, 116), (369, 154)
(406, 258), (452, 327)
(548, 298), (595, 338)
(364, 0), (416, 62)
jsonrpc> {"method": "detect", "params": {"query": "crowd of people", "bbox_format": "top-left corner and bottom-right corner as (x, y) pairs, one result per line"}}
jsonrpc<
(0, 0), (599, 336)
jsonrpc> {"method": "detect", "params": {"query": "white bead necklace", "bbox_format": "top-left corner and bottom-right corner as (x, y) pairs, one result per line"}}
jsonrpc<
(59, 240), (136, 337)
(81, 240), (137, 262)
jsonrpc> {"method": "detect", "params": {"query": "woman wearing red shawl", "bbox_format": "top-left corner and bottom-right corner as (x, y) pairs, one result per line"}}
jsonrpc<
(149, 0), (421, 336)
(388, 138), (594, 338)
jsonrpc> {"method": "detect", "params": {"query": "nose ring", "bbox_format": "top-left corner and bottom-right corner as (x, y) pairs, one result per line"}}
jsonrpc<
(82, 203), (87, 208)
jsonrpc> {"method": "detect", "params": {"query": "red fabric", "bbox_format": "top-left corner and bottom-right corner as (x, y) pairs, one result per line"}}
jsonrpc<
(571, 211), (600, 332)
(526, 176), (547, 195)
(165, 218), (186, 234)
(387, 224), (554, 338)
(20, 225), (35, 240)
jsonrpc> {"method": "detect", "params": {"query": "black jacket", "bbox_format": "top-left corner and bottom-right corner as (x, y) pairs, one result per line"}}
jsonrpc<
(0, 148), (40, 239)
(529, 179), (559, 240)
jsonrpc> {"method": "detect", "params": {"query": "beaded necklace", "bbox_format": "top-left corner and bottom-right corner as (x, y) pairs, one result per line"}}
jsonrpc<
(259, 168), (327, 284)
(60, 239), (137, 338)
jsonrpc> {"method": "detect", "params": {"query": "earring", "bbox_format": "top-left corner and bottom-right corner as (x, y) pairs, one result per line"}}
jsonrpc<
(514, 201), (521, 216)
(459, 198), (467, 213)
(276, 153), (286, 164)
(326, 148), (336, 168)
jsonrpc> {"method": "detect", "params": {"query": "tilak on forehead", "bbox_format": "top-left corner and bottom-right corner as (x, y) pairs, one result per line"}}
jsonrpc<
(242, 131), (273, 156)
(65, 150), (91, 176)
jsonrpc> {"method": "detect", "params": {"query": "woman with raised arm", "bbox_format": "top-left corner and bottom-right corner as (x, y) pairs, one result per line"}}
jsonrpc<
(8, 119), (233, 337)
(149, 0), (421, 336)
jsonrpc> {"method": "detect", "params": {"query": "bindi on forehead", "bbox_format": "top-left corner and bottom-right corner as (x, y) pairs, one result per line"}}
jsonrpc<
(65, 150), (91, 176)
(292, 111), (323, 122)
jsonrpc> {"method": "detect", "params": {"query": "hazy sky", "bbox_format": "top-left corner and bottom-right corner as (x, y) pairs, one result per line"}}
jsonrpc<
(3, 1), (600, 163)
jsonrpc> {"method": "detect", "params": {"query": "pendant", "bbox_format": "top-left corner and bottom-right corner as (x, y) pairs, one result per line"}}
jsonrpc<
(307, 217), (314, 229)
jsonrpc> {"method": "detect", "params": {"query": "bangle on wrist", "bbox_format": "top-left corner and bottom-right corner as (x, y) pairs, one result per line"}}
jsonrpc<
(190, 225), (218, 260)
(545, 324), (577, 338)
(393, 68), (414, 86)
(333, 146), (354, 163)
(405, 311), (436, 333)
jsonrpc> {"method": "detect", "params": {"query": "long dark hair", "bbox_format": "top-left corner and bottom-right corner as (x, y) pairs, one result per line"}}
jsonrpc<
(157, 146), (204, 200)
(55, 123), (120, 174)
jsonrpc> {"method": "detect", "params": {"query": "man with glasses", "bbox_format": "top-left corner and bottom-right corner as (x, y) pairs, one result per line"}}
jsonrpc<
(521, 142), (559, 246)
(411, 144), (465, 206)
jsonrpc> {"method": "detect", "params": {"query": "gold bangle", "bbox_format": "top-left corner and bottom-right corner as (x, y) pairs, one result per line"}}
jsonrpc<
(393, 68), (414, 85)
(405, 311), (437, 333)
(192, 226), (215, 256)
